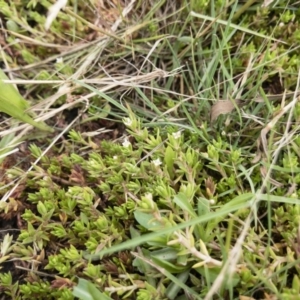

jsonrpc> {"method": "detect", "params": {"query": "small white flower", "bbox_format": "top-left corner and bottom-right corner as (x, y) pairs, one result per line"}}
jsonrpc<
(172, 131), (181, 139)
(152, 158), (162, 166)
(56, 57), (63, 63)
(123, 117), (132, 126)
(122, 137), (131, 148)
(209, 199), (215, 205)
(113, 155), (118, 160)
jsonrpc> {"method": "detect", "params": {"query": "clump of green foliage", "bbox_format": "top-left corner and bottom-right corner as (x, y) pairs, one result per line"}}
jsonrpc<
(0, 111), (300, 299)
(1, 0), (300, 299)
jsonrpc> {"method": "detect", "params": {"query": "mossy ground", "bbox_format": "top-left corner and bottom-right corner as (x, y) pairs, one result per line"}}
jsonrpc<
(1, 1), (300, 299)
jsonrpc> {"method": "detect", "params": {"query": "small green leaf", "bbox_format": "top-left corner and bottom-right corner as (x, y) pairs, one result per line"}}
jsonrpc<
(73, 278), (112, 300)
(37, 201), (47, 216)
(6, 20), (20, 32)
(130, 226), (141, 239)
(0, 69), (53, 132)
(134, 211), (163, 231)
(173, 193), (197, 217)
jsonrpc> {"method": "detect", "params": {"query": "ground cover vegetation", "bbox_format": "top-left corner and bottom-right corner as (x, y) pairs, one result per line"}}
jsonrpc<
(0, 0), (300, 299)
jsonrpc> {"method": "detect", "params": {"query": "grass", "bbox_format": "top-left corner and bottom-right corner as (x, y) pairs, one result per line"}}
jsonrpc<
(1, 0), (300, 299)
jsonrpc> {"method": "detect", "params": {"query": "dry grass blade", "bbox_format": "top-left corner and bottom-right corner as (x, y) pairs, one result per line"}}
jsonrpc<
(235, 54), (255, 100)
(3, 30), (71, 50)
(260, 165), (283, 187)
(2, 37), (107, 72)
(45, 0), (68, 30)
(259, 91), (300, 157)
(2, 68), (170, 86)
(37, 0), (137, 115)
(262, 0), (276, 7)
(40, 68), (172, 113)
(204, 216), (251, 300)
(71, 0), (136, 80)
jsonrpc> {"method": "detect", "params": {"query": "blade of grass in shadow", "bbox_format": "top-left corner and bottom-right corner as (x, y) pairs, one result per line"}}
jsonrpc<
(134, 86), (166, 117)
(165, 270), (190, 299)
(73, 79), (129, 114)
